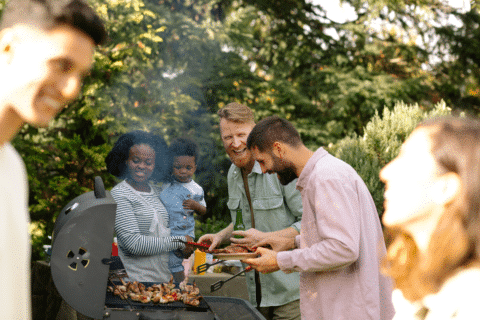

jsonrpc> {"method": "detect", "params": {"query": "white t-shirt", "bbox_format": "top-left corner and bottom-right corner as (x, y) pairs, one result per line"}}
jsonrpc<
(392, 268), (480, 320)
(0, 143), (31, 319)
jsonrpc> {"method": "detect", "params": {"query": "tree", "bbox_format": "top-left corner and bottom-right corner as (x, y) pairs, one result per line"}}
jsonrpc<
(2, 0), (477, 260)
(208, 0), (440, 149)
(434, 8), (480, 115)
(329, 100), (452, 216)
(12, 0), (242, 259)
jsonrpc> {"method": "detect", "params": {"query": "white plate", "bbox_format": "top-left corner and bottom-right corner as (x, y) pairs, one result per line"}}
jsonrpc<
(212, 252), (259, 260)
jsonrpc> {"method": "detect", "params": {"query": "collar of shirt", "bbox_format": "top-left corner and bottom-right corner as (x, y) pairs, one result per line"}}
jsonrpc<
(296, 147), (328, 191)
(231, 161), (263, 177)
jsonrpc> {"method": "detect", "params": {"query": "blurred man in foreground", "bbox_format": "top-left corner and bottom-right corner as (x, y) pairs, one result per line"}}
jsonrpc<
(244, 115), (395, 320)
(0, 0), (106, 318)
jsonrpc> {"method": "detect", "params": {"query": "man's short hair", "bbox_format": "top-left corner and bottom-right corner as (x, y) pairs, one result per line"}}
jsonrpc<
(217, 102), (255, 124)
(247, 115), (302, 151)
(0, 0), (107, 45)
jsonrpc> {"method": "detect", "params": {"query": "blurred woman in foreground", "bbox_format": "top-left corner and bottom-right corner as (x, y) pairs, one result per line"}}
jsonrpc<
(380, 116), (480, 319)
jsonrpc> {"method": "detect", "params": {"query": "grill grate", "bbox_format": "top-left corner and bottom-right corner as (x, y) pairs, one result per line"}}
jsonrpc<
(105, 281), (210, 312)
(105, 292), (210, 311)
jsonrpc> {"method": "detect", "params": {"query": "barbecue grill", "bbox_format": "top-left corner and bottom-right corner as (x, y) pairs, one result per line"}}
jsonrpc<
(50, 176), (265, 320)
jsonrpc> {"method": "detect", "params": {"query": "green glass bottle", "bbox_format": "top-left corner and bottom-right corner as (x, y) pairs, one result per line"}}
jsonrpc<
(233, 208), (245, 238)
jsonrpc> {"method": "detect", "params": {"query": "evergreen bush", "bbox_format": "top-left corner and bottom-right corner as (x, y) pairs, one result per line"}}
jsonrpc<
(328, 100), (452, 217)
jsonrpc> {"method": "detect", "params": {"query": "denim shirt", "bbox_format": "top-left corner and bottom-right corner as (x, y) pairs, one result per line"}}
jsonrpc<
(227, 162), (302, 307)
(160, 181), (202, 239)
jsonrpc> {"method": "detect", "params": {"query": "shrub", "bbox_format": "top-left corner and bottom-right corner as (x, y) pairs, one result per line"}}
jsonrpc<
(195, 216), (230, 240)
(328, 100), (452, 217)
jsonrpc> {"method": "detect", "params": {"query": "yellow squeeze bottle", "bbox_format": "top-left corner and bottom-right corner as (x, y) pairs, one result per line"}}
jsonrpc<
(193, 249), (206, 275)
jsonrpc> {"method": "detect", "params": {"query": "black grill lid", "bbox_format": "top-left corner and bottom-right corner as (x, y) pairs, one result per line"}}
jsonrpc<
(50, 176), (117, 319)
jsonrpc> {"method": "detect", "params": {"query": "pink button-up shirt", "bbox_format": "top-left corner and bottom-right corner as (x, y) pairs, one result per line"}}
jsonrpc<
(277, 148), (395, 320)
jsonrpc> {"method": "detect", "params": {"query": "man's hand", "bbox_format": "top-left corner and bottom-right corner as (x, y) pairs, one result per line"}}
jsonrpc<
(243, 247), (280, 273)
(253, 235), (296, 252)
(230, 228), (266, 248)
(198, 233), (224, 251)
(198, 223), (233, 251)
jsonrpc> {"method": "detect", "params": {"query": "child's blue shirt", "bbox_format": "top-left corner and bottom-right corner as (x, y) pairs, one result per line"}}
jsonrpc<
(160, 179), (205, 238)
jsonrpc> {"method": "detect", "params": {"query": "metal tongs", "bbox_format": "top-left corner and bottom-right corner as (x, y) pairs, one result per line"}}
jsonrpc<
(210, 266), (253, 292)
(108, 269), (134, 309)
(196, 259), (225, 274)
(172, 238), (211, 251)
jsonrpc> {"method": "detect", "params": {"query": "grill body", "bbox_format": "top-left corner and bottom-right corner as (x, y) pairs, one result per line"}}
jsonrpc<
(51, 176), (117, 319)
(50, 177), (265, 320)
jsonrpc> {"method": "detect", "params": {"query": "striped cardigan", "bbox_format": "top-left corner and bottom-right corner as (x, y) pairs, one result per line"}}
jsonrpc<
(111, 180), (186, 282)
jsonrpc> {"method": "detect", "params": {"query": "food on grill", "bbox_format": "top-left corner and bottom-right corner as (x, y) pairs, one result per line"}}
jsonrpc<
(209, 244), (252, 254)
(108, 275), (202, 307)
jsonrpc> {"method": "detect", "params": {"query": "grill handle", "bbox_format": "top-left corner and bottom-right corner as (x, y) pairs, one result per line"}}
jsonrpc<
(94, 176), (106, 199)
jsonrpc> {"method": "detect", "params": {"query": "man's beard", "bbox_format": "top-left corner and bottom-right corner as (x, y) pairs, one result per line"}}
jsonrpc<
(271, 154), (297, 185)
(276, 167), (297, 185)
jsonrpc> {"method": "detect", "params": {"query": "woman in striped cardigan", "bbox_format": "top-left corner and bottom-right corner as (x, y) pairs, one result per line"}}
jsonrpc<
(106, 130), (193, 283)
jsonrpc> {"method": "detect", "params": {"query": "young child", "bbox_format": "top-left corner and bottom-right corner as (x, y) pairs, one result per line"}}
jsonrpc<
(160, 137), (206, 282)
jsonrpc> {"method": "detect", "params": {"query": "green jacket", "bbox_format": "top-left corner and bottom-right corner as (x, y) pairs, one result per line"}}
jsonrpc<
(227, 162), (302, 307)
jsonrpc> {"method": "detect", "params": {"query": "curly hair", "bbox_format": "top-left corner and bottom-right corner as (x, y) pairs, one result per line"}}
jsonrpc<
(105, 130), (169, 182)
(383, 116), (480, 301)
(168, 137), (199, 161)
(163, 137), (199, 179)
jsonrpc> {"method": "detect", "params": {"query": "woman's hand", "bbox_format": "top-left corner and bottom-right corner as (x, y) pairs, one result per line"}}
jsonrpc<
(182, 235), (195, 258)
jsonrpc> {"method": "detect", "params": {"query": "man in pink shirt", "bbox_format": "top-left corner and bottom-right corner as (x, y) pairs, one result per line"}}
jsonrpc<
(242, 116), (395, 320)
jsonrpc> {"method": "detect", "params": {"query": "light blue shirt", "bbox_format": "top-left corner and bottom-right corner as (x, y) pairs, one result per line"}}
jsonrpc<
(160, 179), (205, 238)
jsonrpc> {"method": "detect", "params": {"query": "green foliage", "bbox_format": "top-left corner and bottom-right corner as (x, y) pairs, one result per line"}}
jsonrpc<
(434, 9), (480, 115)
(12, 120), (116, 260)
(10, 0), (240, 260)
(86, 0), (246, 224)
(218, 0), (437, 149)
(329, 100), (452, 216)
(195, 216), (230, 240)
(2, 0), (478, 261)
